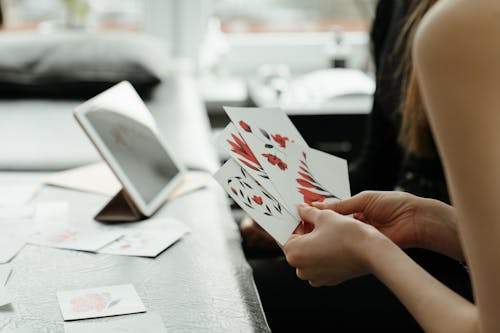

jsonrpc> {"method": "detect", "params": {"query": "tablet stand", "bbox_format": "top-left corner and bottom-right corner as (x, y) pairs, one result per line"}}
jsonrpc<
(95, 189), (145, 222)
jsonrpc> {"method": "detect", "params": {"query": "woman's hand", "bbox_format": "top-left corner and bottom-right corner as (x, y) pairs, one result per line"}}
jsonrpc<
(315, 191), (464, 261)
(283, 204), (389, 287)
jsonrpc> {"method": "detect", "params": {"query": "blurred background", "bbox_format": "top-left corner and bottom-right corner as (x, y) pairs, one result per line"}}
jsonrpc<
(0, 0), (376, 168)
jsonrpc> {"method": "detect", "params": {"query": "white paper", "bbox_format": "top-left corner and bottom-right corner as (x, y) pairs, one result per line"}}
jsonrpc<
(0, 264), (12, 286)
(224, 107), (308, 215)
(28, 227), (123, 252)
(33, 202), (69, 229)
(98, 218), (189, 258)
(0, 181), (39, 207)
(214, 159), (299, 245)
(64, 312), (167, 333)
(0, 285), (11, 307)
(57, 284), (146, 321)
(0, 205), (35, 220)
(0, 233), (26, 264)
(41, 162), (120, 197)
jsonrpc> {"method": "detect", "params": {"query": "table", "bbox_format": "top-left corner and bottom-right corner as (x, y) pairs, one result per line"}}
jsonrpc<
(0, 73), (269, 332)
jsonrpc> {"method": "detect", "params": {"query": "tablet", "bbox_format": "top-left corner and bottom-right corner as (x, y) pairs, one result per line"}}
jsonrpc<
(74, 81), (186, 217)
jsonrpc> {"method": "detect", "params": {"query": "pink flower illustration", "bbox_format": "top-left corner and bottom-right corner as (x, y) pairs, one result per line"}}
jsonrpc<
(70, 292), (111, 313)
(47, 230), (78, 244)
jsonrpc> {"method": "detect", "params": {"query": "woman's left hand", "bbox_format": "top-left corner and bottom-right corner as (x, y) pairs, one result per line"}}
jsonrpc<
(283, 204), (388, 287)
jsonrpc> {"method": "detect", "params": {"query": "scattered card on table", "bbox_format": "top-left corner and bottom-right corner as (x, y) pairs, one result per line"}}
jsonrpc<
(0, 286), (11, 307)
(274, 142), (351, 219)
(64, 312), (167, 333)
(0, 233), (26, 264)
(33, 202), (69, 228)
(98, 218), (189, 257)
(224, 107), (308, 214)
(0, 264), (12, 286)
(214, 159), (299, 245)
(0, 181), (39, 207)
(57, 284), (146, 321)
(28, 227), (123, 252)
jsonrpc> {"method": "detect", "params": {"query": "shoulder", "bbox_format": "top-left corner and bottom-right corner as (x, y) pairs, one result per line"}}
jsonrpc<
(414, 0), (500, 70)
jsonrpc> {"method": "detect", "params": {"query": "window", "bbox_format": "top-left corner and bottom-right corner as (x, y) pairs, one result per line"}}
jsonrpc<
(213, 0), (377, 33)
(1, 0), (144, 31)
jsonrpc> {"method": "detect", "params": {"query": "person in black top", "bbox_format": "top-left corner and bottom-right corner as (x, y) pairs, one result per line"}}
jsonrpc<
(241, 1), (471, 332)
(349, 0), (449, 203)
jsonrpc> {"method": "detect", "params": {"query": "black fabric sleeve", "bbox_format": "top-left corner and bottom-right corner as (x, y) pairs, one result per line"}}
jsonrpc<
(348, 0), (404, 194)
(349, 97), (403, 194)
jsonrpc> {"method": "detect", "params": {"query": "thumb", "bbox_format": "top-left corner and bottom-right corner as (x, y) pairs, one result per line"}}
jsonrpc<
(297, 203), (323, 226)
(314, 191), (374, 215)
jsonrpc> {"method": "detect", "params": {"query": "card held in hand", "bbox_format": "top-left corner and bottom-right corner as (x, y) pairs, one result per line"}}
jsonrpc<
(214, 159), (299, 245)
(224, 107), (309, 215)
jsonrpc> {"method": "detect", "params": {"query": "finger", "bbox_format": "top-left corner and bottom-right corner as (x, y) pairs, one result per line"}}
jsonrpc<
(312, 198), (340, 209)
(296, 268), (307, 280)
(353, 212), (367, 223)
(297, 203), (323, 226)
(324, 191), (376, 215)
(308, 280), (324, 288)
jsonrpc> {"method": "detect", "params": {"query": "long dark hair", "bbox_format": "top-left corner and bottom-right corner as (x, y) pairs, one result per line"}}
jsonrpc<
(398, 0), (438, 157)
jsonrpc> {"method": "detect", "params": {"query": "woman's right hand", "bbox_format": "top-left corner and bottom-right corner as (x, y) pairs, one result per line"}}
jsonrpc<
(314, 191), (464, 261)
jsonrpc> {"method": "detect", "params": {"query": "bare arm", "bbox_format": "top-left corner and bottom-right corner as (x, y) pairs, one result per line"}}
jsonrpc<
(414, 0), (500, 331)
(286, 2), (500, 331)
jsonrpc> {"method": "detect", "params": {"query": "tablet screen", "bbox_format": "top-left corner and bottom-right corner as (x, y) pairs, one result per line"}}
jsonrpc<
(86, 109), (180, 205)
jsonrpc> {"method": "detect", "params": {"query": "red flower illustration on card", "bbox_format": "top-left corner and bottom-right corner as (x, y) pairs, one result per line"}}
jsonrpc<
(239, 121), (252, 133)
(227, 133), (267, 177)
(296, 151), (337, 205)
(252, 195), (263, 205)
(47, 229), (78, 244)
(271, 134), (289, 148)
(226, 166), (283, 217)
(262, 153), (288, 171)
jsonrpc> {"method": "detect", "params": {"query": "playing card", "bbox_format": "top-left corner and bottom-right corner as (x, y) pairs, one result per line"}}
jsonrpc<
(278, 143), (351, 218)
(0, 285), (11, 307)
(28, 227), (123, 252)
(214, 159), (299, 245)
(0, 205), (34, 220)
(0, 264), (12, 286)
(98, 218), (189, 257)
(0, 181), (39, 207)
(57, 284), (146, 321)
(218, 123), (286, 206)
(64, 312), (167, 333)
(0, 232), (26, 264)
(224, 107), (308, 214)
(33, 202), (69, 228)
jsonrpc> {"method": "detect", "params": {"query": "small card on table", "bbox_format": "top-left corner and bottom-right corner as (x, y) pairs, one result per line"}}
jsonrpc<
(64, 312), (167, 333)
(29, 227), (123, 252)
(98, 218), (189, 257)
(57, 284), (146, 321)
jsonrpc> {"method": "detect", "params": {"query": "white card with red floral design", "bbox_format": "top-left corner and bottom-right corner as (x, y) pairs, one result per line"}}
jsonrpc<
(98, 217), (189, 257)
(277, 143), (351, 216)
(0, 264), (12, 286)
(64, 312), (167, 333)
(28, 227), (124, 252)
(218, 123), (285, 204)
(224, 107), (308, 215)
(214, 159), (299, 245)
(57, 284), (146, 321)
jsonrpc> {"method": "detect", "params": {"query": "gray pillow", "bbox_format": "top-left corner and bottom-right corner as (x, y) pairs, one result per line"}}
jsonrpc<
(0, 32), (169, 98)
